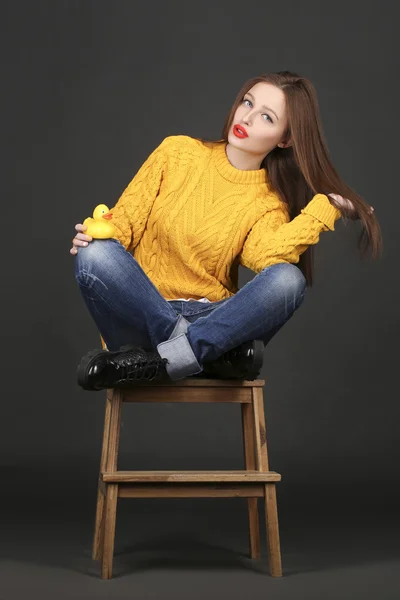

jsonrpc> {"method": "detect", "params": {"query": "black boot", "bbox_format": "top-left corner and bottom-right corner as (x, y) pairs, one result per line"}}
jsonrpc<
(200, 339), (264, 380)
(77, 345), (170, 391)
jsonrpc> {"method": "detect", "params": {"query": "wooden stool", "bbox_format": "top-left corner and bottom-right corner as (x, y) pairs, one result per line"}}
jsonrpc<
(92, 378), (282, 579)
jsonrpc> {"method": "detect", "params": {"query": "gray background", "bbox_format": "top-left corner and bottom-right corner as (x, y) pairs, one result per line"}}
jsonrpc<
(2, 0), (399, 598)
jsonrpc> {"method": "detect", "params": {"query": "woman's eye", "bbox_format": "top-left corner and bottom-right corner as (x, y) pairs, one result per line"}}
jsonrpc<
(243, 98), (273, 123)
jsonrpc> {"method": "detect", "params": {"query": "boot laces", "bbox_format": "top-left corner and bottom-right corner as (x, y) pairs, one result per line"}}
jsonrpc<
(109, 349), (168, 382)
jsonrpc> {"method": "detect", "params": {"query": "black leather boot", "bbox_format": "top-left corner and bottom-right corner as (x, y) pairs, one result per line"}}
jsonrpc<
(77, 345), (170, 391)
(199, 339), (265, 380)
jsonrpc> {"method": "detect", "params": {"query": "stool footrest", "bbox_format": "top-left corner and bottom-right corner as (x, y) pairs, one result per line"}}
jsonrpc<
(118, 484), (266, 498)
(102, 470), (281, 483)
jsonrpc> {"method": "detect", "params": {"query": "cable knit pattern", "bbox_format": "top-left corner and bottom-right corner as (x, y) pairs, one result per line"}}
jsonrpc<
(110, 135), (342, 301)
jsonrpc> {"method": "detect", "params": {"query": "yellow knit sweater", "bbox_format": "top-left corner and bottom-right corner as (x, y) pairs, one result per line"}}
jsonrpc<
(110, 135), (342, 302)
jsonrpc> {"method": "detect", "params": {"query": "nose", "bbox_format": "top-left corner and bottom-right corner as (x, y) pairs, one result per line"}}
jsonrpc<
(241, 110), (252, 126)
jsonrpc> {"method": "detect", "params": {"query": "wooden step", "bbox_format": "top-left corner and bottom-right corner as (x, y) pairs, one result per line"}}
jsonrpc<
(102, 470), (281, 483)
(117, 485), (266, 498)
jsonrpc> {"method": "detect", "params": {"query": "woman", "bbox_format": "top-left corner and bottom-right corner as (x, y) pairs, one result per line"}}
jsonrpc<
(71, 71), (382, 391)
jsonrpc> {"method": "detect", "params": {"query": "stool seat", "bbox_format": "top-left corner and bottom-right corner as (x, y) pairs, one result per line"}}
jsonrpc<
(91, 378), (283, 579)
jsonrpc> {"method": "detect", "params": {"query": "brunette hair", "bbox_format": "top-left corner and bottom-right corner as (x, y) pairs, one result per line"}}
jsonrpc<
(197, 71), (383, 287)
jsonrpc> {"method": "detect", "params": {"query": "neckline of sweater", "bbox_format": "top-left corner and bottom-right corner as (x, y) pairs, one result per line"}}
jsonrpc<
(211, 140), (268, 184)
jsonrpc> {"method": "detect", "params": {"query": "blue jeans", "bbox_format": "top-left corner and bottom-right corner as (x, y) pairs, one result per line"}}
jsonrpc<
(74, 239), (306, 381)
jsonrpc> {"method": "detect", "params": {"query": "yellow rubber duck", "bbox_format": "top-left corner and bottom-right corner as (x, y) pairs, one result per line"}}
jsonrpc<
(83, 204), (116, 239)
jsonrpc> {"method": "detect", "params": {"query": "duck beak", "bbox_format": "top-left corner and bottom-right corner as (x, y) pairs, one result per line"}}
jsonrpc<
(102, 212), (113, 220)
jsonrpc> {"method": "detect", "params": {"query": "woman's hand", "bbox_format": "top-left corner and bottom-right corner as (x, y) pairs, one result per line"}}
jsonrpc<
(70, 224), (93, 255)
(328, 193), (374, 219)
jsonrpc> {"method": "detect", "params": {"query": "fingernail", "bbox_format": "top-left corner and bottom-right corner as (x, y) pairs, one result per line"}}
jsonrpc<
(84, 242), (88, 246)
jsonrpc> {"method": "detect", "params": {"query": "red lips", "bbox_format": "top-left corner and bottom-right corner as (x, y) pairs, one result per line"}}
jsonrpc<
(233, 124), (248, 138)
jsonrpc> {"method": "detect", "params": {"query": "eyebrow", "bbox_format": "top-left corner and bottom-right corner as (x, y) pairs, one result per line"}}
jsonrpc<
(245, 92), (279, 121)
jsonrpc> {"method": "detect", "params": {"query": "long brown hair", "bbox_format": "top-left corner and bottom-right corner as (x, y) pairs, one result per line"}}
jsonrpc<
(196, 71), (383, 287)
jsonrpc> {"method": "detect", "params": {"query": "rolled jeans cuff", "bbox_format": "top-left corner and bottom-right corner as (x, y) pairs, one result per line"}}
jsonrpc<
(168, 313), (190, 338)
(157, 332), (203, 381)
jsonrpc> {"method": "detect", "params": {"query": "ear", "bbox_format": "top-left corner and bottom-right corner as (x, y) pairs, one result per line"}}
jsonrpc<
(278, 139), (292, 149)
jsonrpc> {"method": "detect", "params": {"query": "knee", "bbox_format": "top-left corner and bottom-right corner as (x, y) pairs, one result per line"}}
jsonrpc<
(74, 239), (116, 285)
(263, 262), (306, 306)
(277, 263), (306, 296)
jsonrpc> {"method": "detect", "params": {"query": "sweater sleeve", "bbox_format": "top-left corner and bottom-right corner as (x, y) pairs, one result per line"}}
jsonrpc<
(238, 193), (342, 273)
(109, 138), (170, 251)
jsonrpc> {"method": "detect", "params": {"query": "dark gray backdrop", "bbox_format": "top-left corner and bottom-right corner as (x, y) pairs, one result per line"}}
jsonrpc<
(2, 1), (399, 598)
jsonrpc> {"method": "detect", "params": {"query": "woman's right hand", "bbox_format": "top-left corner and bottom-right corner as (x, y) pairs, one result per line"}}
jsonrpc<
(70, 224), (93, 255)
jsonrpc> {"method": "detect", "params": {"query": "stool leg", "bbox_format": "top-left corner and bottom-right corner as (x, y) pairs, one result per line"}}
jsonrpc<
(99, 388), (123, 578)
(241, 402), (261, 559)
(101, 483), (119, 580)
(252, 387), (282, 577)
(92, 391), (113, 561)
(264, 483), (282, 577)
(90, 388), (122, 579)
